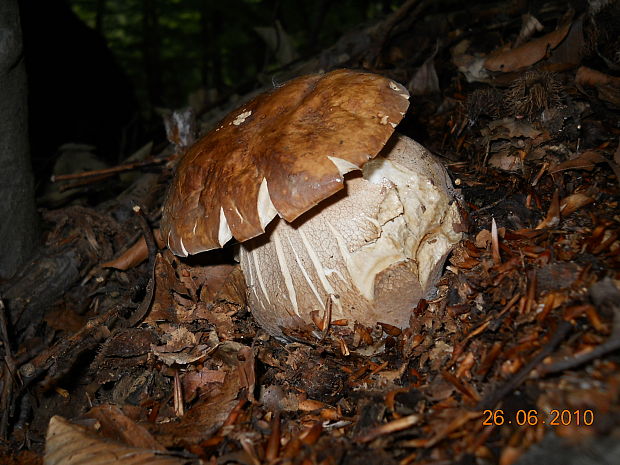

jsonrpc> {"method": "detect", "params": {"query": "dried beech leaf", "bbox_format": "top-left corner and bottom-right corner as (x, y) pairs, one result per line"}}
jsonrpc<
(182, 367), (226, 402)
(151, 327), (207, 365)
(596, 83), (620, 107)
(45, 416), (188, 465)
(197, 264), (244, 304)
(487, 118), (542, 139)
(85, 405), (165, 451)
(190, 302), (237, 340)
(536, 190), (561, 229)
(154, 368), (241, 447)
(146, 252), (183, 323)
(212, 266), (246, 307)
(475, 229), (492, 248)
(237, 345), (256, 402)
(484, 23), (571, 72)
(575, 67), (620, 106)
(576, 66), (620, 88)
(488, 151), (522, 172)
(560, 193), (594, 216)
(408, 45), (440, 95)
(551, 151), (606, 173)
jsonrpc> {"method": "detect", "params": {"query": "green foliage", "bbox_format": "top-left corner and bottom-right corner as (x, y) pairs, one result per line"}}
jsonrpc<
(68, 0), (404, 112)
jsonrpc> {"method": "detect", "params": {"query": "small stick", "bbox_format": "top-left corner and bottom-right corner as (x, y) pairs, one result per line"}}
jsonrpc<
(51, 157), (167, 182)
(476, 319), (573, 410)
(540, 278), (620, 375)
(126, 205), (157, 327)
(0, 299), (15, 372)
(320, 296), (333, 341)
(0, 299), (17, 439)
(470, 195), (508, 215)
(20, 302), (123, 391)
(15, 208), (158, 394)
(58, 173), (115, 192)
(539, 337), (620, 375)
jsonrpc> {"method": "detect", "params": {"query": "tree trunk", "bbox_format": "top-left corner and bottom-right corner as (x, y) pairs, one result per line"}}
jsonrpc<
(0, 0), (38, 280)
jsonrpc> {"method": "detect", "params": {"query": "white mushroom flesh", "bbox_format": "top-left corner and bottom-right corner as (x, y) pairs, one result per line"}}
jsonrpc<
(257, 178), (278, 229)
(239, 134), (462, 335)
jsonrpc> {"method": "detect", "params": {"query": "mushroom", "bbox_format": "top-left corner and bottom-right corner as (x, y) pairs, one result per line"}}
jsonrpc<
(161, 69), (462, 335)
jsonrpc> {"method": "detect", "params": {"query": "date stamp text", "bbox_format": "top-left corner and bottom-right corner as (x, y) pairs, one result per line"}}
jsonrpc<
(482, 409), (594, 426)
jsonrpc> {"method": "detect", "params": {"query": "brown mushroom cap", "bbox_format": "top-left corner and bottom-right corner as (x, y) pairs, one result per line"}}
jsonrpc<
(161, 69), (410, 256)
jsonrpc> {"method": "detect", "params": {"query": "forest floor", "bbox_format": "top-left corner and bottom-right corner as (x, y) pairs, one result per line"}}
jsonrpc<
(1, 1), (620, 464)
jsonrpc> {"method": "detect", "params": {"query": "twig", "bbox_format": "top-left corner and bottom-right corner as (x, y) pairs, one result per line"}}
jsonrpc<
(538, 337), (620, 375)
(51, 157), (167, 182)
(539, 278), (620, 375)
(470, 195), (509, 214)
(126, 205), (157, 327)
(448, 293), (520, 368)
(0, 299), (15, 371)
(18, 207), (157, 389)
(20, 303), (124, 391)
(58, 173), (116, 192)
(320, 295), (333, 341)
(0, 298), (17, 439)
(476, 319), (573, 410)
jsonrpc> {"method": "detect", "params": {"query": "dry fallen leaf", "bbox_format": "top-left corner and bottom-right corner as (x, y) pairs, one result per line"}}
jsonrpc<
(182, 367), (226, 402)
(475, 229), (492, 248)
(151, 326), (213, 365)
(237, 345), (256, 403)
(153, 367), (242, 447)
(45, 416), (188, 465)
(560, 193), (594, 216)
(484, 23), (571, 72)
(489, 151), (522, 172)
(486, 118), (542, 140)
(575, 66), (620, 107)
(85, 404), (165, 451)
(551, 151), (606, 173)
(536, 190), (561, 229)
(146, 252), (189, 323)
(576, 66), (620, 88)
(408, 45), (440, 95)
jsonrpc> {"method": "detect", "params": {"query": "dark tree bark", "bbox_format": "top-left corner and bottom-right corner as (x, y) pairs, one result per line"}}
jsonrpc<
(0, 0), (38, 280)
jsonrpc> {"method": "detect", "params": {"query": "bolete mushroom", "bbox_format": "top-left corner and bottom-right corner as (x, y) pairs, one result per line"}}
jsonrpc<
(161, 69), (462, 336)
